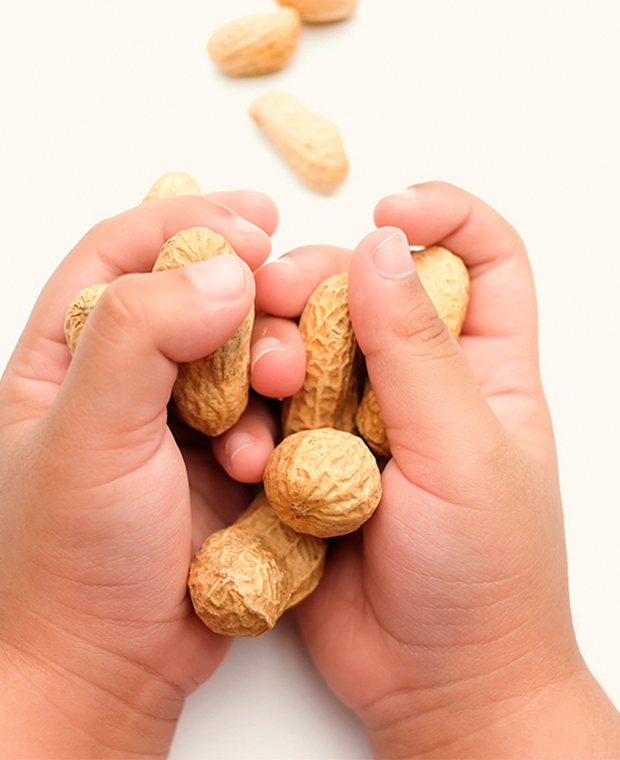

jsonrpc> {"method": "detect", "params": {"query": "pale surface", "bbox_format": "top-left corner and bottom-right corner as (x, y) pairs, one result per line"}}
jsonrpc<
(0, 2), (619, 758)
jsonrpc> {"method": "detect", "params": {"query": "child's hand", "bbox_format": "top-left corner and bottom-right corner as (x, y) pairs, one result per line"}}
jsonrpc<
(255, 182), (620, 758)
(0, 192), (280, 758)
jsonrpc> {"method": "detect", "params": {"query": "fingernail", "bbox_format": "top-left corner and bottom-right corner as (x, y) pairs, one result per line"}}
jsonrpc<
(188, 255), (246, 300)
(231, 214), (265, 237)
(371, 232), (415, 279)
(266, 255), (293, 266)
(251, 337), (288, 371)
(226, 432), (255, 464)
(389, 187), (417, 202)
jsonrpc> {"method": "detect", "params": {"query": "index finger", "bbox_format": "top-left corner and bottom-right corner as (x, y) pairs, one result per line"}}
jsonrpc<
(1, 193), (276, 420)
(254, 244), (353, 318)
(46, 192), (275, 343)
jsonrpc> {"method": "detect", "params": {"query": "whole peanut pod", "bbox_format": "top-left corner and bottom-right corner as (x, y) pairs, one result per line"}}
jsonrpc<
(282, 271), (362, 437)
(188, 491), (327, 637)
(207, 8), (301, 77)
(153, 227), (254, 437)
(263, 427), (382, 538)
(141, 171), (201, 203)
(356, 245), (470, 457)
(249, 90), (348, 193)
(64, 283), (109, 354)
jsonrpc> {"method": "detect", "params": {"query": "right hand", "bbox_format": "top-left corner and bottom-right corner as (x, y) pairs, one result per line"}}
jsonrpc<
(254, 181), (620, 758)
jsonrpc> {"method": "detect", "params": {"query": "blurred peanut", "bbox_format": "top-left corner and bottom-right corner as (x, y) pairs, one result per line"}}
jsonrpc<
(141, 171), (201, 203)
(207, 8), (301, 77)
(275, 0), (360, 23)
(249, 90), (348, 193)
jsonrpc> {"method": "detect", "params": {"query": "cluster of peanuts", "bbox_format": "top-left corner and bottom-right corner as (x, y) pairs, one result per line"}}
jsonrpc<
(64, 174), (470, 637)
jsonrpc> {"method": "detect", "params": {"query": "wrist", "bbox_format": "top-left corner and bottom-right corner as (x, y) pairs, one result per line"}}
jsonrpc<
(0, 633), (184, 759)
(362, 656), (620, 759)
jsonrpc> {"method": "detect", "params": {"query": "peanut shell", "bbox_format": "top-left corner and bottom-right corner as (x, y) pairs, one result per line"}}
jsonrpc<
(275, 0), (360, 23)
(357, 245), (470, 457)
(264, 428), (382, 538)
(64, 283), (109, 355)
(355, 380), (390, 457)
(249, 90), (348, 193)
(153, 227), (254, 437)
(282, 271), (361, 437)
(188, 491), (327, 637)
(412, 245), (470, 337)
(141, 171), (201, 203)
(207, 8), (301, 77)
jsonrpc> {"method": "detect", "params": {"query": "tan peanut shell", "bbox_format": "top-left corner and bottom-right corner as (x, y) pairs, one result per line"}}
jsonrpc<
(282, 271), (360, 437)
(263, 428), (382, 538)
(412, 245), (470, 337)
(354, 381), (390, 457)
(357, 245), (470, 457)
(207, 8), (301, 77)
(188, 491), (327, 637)
(64, 283), (109, 355)
(141, 171), (201, 203)
(153, 227), (254, 437)
(275, 0), (360, 23)
(249, 90), (348, 193)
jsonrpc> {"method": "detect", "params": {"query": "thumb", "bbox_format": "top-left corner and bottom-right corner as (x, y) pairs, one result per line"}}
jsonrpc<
(348, 227), (508, 492)
(48, 253), (255, 452)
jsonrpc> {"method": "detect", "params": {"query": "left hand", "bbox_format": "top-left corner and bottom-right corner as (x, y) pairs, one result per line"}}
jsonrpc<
(0, 192), (280, 758)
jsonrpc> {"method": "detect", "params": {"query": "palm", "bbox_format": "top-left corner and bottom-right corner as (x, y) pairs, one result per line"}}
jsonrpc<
(298, 336), (561, 722)
(0, 380), (250, 690)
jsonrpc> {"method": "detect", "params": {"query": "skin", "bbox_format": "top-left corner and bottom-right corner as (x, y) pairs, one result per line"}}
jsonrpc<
(0, 192), (283, 758)
(254, 182), (620, 758)
(1, 182), (619, 758)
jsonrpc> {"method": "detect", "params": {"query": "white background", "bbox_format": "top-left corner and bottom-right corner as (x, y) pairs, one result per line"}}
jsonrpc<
(1, 1), (619, 757)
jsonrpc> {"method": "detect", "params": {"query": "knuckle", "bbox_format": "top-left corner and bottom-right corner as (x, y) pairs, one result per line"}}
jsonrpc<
(96, 276), (149, 336)
(79, 215), (119, 250)
(397, 298), (454, 355)
(204, 197), (238, 222)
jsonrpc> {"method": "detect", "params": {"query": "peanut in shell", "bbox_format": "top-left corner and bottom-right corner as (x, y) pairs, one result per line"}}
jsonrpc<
(264, 427), (382, 538)
(141, 171), (201, 203)
(64, 283), (109, 355)
(153, 227), (254, 437)
(282, 271), (361, 437)
(207, 8), (301, 77)
(412, 245), (470, 337)
(188, 491), (327, 637)
(249, 90), (348, 193)
(275, 0), (360, 23)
